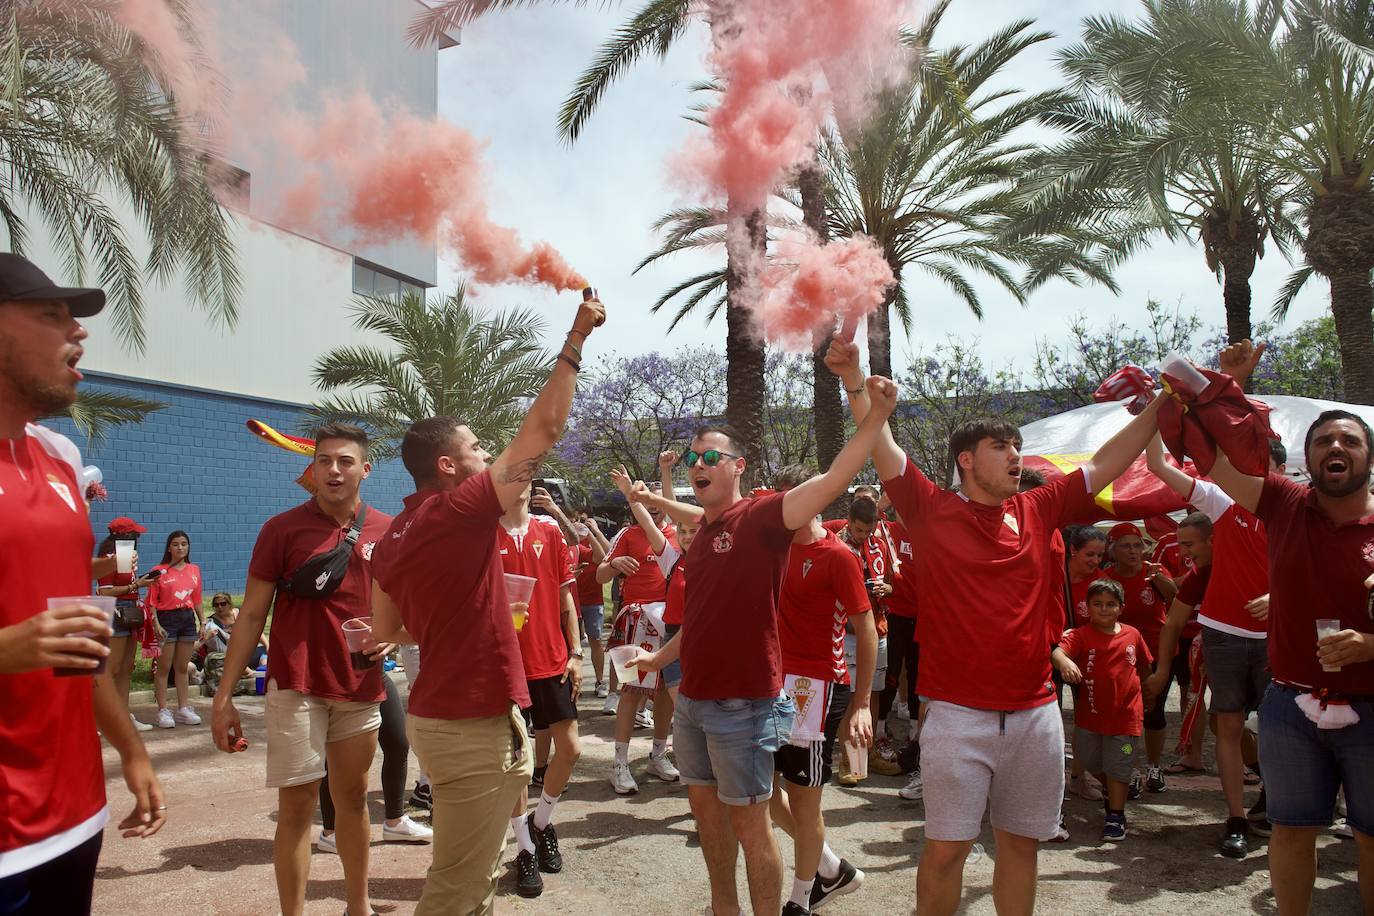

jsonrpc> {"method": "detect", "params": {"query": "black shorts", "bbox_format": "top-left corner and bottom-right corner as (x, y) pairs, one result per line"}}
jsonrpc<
(776, 682), (851, 788)
(1144, 660), (1169, 732)
(1171, 634), (1194, 689)
(522, 674), (578, 731)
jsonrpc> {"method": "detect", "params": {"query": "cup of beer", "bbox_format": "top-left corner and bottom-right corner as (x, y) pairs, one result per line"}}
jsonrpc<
(341, 617), (377, 670)
(51, 596), (116, 677)
(504, 574), (536, 631)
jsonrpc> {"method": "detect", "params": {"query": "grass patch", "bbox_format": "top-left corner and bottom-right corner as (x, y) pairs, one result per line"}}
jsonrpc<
(130, 595), (266, 690)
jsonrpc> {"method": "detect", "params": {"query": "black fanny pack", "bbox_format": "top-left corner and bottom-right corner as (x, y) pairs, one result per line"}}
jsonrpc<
(279, 505), (367, 599)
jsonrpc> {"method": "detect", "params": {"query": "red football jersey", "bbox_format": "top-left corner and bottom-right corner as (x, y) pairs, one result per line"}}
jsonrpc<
(1189, 479), (1269, 639)
(1060, 623), (1153, 735)
(1107, 566), (1167, 658)
(779, 530), (871, 683)
(653, 541), (687, 626)
(574, 542), (604, 606)
(606, 523), (670, 605)
(500, 516), (575, 680)
(886, 520), (918, 620)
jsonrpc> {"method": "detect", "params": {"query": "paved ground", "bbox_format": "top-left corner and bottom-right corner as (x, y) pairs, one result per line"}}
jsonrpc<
(94, 669), (1363, 915)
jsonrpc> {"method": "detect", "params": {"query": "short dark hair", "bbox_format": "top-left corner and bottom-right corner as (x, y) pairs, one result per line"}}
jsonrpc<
(848, 497), (878, 524)
(1178, 511), (1213, 538)
(1018, 467), (1047, 491)
(1303, 410), (1372, 462)
(1067, 524), (1107, 552)
(314, 422), (370, 459)
(402, 416), (466, 487)
(691, 424), (747, 457)
(1268, 438), (1287, 468)
(1086, 577), (1125, 606)
(949, 418), (1022, 480)
(853, 485), (879, 502)
(773, 463), (815, 491)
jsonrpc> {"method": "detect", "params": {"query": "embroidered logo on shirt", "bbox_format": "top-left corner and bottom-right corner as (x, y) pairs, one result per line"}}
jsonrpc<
(1002, 513), (1019, 535)
(1140, 588), (1156, 606)
(46, 474), (76, 512)
(533, 540), (544, 559)
(361, 541), (375, 561)
(174, 588), (193, 603)
(713, 531), (733, 554)
(1362, 539), (1374, 564)
(1125, 645), (1137, 667)
(802, 559), (813, 578)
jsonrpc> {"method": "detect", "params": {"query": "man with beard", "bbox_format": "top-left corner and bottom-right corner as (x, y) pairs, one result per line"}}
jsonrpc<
(0, 255), (165, 914)
(1203, 398), (1374, 915)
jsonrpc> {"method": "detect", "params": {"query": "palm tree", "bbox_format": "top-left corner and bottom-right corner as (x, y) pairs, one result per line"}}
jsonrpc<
(0, 2), (241, 352)
(46, 390), (167, 444)
(307, 288), (552, 458)
(1010, 0), (1301, 361)
(820, 10), (1123, 379)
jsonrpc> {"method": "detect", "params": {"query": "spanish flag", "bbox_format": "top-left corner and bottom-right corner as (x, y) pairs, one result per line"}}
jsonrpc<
(1023, 453), (1189, 522)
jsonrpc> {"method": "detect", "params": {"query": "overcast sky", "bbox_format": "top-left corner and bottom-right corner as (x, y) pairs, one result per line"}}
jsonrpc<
(431, 0), (1328, 380)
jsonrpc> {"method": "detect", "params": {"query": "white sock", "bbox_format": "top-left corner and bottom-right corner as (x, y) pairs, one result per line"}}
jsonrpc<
(512, 815), (535, 854)
(651, 738), (667, 758)
(790, 875), (813, 909)
(818, 843), (841, 880)
(615, 741), (630, 765)
(534, 791), (559, 831)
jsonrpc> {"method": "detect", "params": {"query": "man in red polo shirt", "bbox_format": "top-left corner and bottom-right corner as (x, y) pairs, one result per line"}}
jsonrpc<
(636, 371), (898, 916)
(212, 423), (391, 916)
(827, 338), (1166, 916)
(0, 256), (164, 915)
(1199, 399), (1374, 915)
(367, 295), (604, 916)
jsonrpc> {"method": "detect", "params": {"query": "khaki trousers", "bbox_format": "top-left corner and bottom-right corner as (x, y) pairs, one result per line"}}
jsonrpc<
(407, 706), (532, 916)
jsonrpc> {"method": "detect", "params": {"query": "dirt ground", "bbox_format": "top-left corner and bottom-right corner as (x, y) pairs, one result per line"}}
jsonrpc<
(93, 668), (1362, 916)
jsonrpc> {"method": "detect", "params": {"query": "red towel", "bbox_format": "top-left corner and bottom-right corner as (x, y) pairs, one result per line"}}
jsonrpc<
(1157, 367), (1276, 476)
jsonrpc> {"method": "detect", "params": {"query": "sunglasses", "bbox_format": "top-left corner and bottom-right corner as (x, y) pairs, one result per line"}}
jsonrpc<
(682, 449), (740, 468)
(212, 601), (230, 608)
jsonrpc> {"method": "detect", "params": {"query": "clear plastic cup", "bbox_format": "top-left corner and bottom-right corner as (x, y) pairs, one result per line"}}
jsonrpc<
(608, 645), (641, 685)
(1158, 350), (1209, 396)
(51, 596), (115, 677)
(504, 573), (536, 632)
(342, 616), (376, 670)
(1316, 618), (1343, 672)
(844, 740), (869, 779)
(114, 540), (135, 574)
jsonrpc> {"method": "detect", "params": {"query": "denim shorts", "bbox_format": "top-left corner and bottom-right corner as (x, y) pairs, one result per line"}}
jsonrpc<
(1259, 682), (1374, 834)
(579, 604), (605, 639)
(112, 600), (141, 639)
(157, 608), (199, 643)
(673, 693), (794, 805)
(661, 624), (682, 689)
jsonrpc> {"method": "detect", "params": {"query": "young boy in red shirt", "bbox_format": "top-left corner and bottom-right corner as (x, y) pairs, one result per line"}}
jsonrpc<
(1053, 578), (1154, 842)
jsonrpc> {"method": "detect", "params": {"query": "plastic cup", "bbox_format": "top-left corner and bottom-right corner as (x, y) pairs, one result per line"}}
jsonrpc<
(1316, 618), (1342, 672)
(114, 540), (135, 574)
(51, 596), (115, 677)
(608, 645), (641, 685)
(342, 617), (376, 670)
(1158, 350), (1209, 396)
(844, 740), (868, 779)
(504, 574), (536, 632)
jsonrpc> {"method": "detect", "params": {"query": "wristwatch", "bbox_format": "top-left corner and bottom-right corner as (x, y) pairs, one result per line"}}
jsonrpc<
(571, 649), (585, 659)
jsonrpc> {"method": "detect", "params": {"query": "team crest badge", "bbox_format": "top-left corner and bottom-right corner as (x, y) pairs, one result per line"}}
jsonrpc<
(1002, 513), (1019, 535)
(46, 474), (76, 512)
(533, 540), (544, 559)
(1141, 588), (1156, 606)
(1362, 539), (1374, 564)
(361, 541), (375, 561)
(1126, 645), (1137, 666)
(713, 531), (733, 553)
(802, 559), (813, 578)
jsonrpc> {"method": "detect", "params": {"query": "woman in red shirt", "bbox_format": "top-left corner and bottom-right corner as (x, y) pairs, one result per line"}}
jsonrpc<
(146, 530), (205, 729)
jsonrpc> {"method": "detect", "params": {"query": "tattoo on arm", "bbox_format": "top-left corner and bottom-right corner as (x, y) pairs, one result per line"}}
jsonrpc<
(498, 453), (548, 485)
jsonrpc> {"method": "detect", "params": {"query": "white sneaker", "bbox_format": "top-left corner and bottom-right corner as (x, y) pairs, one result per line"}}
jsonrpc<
(647, 752), (680, 782)
(895, 699), (911, 721)
(129, 713), (153, 732)
(1069, 771), (1103, 801)
(315, 829), (337, 854)
(602, 693), (619, 716)
(595, 681), (609, 699)
(899, 770), (924, 800)
(155, 708), (176, 729)
(634, 709), (654, 729)
(174, 706), (201, 725)
(383, 815), (433, 843)
(1332, 818), (1354, 839)
(611, 761), (638, 795)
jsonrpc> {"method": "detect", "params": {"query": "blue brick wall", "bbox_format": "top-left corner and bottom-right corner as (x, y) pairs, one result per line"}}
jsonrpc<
(43, 372), (413, 594)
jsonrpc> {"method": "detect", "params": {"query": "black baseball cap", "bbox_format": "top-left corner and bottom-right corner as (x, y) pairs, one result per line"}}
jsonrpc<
(0, 253), (105, 317)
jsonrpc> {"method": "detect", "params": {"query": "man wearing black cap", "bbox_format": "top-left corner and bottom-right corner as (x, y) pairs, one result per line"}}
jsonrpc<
(0, 254), (165, 914)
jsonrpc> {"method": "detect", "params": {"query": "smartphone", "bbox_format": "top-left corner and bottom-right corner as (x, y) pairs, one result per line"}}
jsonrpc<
(143, 568), (165, 580)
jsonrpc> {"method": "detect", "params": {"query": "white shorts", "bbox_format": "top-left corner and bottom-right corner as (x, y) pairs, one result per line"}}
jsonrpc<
(844, 634), (887, 693)
(920, 699), (1064, 842)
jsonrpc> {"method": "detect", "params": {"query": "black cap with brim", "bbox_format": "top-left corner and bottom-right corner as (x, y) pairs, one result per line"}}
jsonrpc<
(0, 253), (106, 317)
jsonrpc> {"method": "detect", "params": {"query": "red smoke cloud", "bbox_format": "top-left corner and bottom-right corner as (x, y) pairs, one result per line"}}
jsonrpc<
(681, 0), (908, 349)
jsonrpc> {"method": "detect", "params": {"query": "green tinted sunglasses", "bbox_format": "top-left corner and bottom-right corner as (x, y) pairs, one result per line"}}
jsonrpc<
(682, 448), (740, 467)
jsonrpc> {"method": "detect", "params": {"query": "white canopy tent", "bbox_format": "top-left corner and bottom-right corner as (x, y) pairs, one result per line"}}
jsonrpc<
(1020, 395), (1374, 481)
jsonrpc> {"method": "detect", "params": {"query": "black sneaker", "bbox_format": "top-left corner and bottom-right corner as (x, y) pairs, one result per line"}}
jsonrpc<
(1102, 812), (1127, 842)
(1145, 764), (1167, 794)
(1220, 816), (1249, 859)
(408, 782), (432, 811)
(1127, 771), (1143, 800)
(531, 765), (547, 788)
(515, 849), (544, 897)
(809, 858), (864, 911)
(782, 903), (810, 915)
(527, 812), (563, 874)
